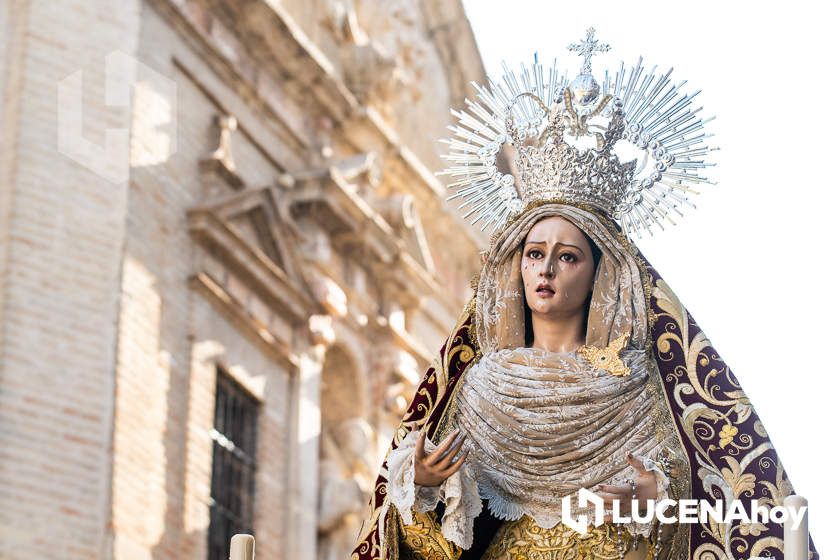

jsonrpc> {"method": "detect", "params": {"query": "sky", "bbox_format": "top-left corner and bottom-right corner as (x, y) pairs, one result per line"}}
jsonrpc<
(461, 0), (838, 555)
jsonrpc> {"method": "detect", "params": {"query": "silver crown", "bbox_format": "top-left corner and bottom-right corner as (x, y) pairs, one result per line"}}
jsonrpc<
(438, 28), (718, 237)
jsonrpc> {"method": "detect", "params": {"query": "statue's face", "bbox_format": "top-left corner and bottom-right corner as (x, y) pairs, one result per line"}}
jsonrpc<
(520, 216), (596, 318)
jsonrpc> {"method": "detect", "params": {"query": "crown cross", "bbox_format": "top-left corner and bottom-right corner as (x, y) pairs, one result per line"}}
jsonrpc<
(567, 27), (610, 75)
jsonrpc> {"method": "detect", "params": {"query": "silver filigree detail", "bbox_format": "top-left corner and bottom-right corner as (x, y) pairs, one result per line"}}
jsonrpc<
(437, 28), (718, 238)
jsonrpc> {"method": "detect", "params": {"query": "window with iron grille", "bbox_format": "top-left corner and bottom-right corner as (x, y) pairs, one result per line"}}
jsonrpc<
(207, 367), (260, 560)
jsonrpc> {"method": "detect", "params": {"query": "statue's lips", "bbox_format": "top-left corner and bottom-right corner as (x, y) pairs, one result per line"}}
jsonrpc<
(536, 285), (555, 297)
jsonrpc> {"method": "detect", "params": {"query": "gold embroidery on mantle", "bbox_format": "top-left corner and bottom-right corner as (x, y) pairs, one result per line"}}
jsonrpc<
(645, 275), (799, 560)
(434, 297), (480, 444)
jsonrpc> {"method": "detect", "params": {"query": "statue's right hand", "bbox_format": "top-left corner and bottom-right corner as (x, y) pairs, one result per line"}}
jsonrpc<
(414, 428), (469, 487)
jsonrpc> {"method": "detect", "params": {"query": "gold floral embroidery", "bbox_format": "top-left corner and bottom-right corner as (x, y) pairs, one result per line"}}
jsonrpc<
(649, 275), (801, 560)
(577, 331), (632, 376)
(718, 425), (738, 448)
(397, 509), (463, 560)
(480, 516), (656, 560)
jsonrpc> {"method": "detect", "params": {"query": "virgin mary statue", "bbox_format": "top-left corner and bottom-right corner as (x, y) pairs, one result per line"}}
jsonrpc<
(350, 30), (818, 560)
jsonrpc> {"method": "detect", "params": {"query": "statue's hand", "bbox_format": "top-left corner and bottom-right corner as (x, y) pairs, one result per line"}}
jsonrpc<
(596, 452), (660, 520)
(414, 428), (470, 487)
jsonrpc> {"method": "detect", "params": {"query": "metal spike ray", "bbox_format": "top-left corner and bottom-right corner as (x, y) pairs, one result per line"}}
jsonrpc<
(603, 54), (716, 236)
(438, 35), (717, 238)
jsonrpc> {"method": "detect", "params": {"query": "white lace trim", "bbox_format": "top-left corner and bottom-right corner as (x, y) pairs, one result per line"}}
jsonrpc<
(386, 430), (670, 546)
(469, 454), (671, 534)
(385, 429), (483, 549)
(624, 455), (671, 537)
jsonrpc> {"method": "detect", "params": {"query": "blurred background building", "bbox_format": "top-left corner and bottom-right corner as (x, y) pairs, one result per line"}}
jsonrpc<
(0, 0), (487, 558)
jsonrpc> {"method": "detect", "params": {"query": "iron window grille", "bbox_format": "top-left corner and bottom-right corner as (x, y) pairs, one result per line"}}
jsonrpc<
(207, 367), (260, 560)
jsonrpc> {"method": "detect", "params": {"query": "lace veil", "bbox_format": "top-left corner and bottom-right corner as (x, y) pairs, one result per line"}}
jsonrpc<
(474, 202), (651, 354)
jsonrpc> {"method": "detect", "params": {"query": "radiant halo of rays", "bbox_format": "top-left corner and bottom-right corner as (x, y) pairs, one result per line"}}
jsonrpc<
(437, 55), (717, 238)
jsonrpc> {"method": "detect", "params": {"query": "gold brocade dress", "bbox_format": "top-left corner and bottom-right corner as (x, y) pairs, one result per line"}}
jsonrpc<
(479, 516), (656, 560)
(394, 508), (659, 560)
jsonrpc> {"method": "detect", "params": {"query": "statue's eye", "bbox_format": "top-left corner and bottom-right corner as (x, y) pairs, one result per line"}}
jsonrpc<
(528, 250), (543, 259)
(559, 253), (577, 263)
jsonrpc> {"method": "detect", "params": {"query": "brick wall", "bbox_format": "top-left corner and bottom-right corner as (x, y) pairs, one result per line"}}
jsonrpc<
(0, 1), (143, 558)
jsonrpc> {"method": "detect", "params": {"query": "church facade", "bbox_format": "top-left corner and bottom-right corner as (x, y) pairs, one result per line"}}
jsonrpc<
(0, 1), (485, 558)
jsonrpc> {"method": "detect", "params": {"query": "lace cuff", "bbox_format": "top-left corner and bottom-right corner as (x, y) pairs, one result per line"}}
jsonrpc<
(625, 455), (670, 537)
(386, 430), (438, 524)
(385, 429), (483, 549)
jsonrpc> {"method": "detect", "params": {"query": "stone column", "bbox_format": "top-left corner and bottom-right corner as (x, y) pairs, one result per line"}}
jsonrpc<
(286, 315), (334, 559)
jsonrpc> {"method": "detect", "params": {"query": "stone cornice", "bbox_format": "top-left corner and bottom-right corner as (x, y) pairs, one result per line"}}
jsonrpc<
(237, 0), (360, 121)
(345, 106), (487, 252)
(187, 208), (317, 323)
(189, 271), (299, 370)
(285, 167), (439, 301)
